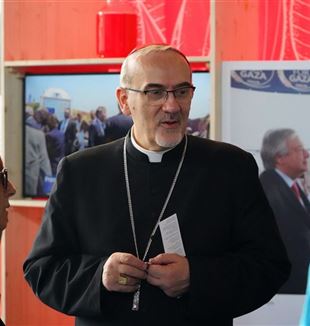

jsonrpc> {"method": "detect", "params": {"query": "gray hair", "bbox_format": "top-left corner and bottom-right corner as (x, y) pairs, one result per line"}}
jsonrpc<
(260, 128), (297, 170)
(120, 44), (191, 87)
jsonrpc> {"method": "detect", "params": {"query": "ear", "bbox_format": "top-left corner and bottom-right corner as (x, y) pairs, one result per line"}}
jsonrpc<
(116, 88), (131, 116)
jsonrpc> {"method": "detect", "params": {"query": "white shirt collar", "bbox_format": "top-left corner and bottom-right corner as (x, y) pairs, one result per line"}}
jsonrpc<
(275, 168), (295, 187)
(130, 129), (174, 163)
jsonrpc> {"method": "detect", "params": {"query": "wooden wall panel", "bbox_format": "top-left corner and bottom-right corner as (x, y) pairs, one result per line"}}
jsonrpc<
(5, 206), (74, 325)
(4, 1), (100, 60)
(4, 0), (211, 61)
(215, 1), (260, 61)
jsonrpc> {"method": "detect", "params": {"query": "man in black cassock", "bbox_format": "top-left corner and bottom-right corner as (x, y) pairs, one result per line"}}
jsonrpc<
(23, 45), (290, 326)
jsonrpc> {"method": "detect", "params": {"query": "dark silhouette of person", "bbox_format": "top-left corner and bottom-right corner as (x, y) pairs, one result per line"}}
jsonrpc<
(46, 115), (65, 175)
(105, 105), (133, 142)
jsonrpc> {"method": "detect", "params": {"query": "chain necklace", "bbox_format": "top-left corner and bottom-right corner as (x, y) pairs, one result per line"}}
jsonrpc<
(123, 135), (188, 311)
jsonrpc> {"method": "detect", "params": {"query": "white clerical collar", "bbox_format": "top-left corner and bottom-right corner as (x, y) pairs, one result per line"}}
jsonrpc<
(130, 129), (174, 163)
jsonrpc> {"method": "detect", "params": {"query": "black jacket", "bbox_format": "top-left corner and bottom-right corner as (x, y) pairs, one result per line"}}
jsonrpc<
(24, 136), (290, 325)
(260, 169), (310, 294)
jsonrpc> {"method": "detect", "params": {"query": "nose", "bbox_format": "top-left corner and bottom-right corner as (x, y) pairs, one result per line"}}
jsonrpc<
(7, 180), (16, 197)
(304, 149), (310, 159)
(162, 92), (180, 113)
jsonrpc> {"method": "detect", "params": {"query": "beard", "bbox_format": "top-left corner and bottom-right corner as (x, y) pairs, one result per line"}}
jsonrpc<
(155, 128), (184, 149)
(155, 112), (187, 148)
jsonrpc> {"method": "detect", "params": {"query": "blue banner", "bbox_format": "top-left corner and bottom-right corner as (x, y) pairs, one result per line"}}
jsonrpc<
(231, 70), (310, 94)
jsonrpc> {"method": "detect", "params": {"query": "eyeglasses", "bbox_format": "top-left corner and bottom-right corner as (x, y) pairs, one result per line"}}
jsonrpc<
(0, 168), (8, 191)
(123, 85), (196, 104)
(286, 146), (309, 155)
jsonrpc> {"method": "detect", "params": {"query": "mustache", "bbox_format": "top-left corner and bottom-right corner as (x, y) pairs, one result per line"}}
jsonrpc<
(159, 113), (182, 123)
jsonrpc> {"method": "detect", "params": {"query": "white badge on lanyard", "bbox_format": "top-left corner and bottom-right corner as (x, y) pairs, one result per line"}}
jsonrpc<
(159, 213), (186, 256)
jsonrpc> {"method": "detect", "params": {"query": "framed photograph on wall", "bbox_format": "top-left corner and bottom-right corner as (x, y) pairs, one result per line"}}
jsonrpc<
(222, 61), (310, 326)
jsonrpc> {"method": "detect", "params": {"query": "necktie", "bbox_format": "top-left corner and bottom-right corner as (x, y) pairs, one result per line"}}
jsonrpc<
(291, 182), (301, 201)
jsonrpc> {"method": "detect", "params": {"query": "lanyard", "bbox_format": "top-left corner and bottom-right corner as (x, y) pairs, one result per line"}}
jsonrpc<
(123, 135), (188, 310)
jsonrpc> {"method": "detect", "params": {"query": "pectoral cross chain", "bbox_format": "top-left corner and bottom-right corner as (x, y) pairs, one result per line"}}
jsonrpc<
(132, 285), (141, 311)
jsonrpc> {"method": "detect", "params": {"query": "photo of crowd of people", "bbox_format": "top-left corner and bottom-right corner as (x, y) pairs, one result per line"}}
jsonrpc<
(24, 104), (133, 197)
(23, 72), (210, 197)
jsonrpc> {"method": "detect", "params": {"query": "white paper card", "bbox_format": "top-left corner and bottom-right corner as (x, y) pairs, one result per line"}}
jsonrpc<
(159, 213), (185, 256)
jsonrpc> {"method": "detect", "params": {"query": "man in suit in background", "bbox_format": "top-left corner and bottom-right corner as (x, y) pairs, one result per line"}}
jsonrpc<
(59, 108), (71, 133)
(45, 115), (65, 176)
(25, 125), (52, 197)
(24, 44), (290, 326)
(88, 106), (107, 146)
(260, 128), (310, 294)
(59, 108), (79, 155)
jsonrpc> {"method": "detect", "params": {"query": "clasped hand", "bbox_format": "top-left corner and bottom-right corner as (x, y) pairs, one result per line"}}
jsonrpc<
(102, 252), (190, 298)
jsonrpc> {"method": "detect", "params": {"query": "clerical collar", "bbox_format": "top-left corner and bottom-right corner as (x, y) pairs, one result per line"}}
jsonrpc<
(130, 129), (176, 163)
